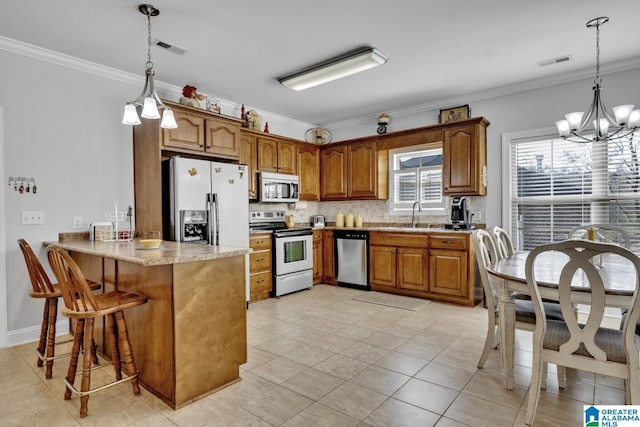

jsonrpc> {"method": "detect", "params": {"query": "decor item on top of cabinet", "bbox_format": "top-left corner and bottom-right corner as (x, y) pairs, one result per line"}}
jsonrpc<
(438, 104), (470, 124)
(305, 128), (332, 145)
(264, 122), (269, 133)
(205, 97), (221, 114)
(179, 85), (205, 109)
(245, 109), (261, 130)
(377, 113), (390, 134)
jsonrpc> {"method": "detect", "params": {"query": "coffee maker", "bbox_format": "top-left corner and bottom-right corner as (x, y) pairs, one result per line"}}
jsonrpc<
(445, 197), (474, 230)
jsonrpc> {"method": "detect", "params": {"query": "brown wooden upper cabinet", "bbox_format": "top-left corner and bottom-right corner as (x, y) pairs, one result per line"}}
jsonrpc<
(297, 144), (320, 201)
(320, 140), (388, 200)
(239, 132), (258, 199)
(162, 104), (241, 161)
(442, 119), (488, 196)
(257, 137), (297, 175)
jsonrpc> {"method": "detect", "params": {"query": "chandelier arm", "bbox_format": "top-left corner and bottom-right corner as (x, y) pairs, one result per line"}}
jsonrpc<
(146, 69), (169, 109)
(127, 72), (152, 106)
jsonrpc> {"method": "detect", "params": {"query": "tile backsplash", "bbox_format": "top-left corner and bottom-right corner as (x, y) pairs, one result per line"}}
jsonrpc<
(249, 197), (486, 227)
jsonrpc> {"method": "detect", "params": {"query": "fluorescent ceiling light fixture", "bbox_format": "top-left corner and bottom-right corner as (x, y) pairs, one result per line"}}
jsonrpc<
(278, 47), (388, 91)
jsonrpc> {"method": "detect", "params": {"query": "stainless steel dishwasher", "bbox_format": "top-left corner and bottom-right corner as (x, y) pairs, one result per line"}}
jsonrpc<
(334, 229), (370, 290)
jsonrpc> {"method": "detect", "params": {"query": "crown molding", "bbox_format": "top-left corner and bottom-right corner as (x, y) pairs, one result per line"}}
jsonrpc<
(0, 36), (314, 138)
(323, 57), (640, 130)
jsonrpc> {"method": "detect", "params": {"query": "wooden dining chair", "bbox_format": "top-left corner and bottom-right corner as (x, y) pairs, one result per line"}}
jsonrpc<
(473, 230), (566, 389)
(491, 226), (515, 260)
(567, 224), (631, 248)
(46, 245), (148, 418)
(18, 239), (101, 379)
(524, 240), (640, 426)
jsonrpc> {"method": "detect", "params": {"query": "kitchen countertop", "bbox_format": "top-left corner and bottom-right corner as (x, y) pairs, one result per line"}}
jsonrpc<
(310, 225), (476, 234)
(46, 239), (250, 266)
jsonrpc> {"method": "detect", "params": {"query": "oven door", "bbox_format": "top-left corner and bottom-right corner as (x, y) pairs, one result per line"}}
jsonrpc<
(274, 231), (313, 275)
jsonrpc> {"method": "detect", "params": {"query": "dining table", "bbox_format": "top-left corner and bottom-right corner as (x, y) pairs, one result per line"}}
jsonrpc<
(486, 249), (637, 389)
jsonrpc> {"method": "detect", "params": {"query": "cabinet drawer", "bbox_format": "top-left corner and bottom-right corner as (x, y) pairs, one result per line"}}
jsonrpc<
(429, 235), (468, 250)
(370, 232), (428, 248)
(250, 251), (271, 272)
(250, 271), (272, 295)
(250, 234), (272, 251)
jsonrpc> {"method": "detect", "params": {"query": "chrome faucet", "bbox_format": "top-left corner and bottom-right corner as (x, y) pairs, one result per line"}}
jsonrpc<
(411, 201), (422, 227)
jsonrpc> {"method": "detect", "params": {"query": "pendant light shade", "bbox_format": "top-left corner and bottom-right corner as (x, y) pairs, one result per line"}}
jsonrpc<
(555, 17), (639, 142)
(122, 4), (177, 129)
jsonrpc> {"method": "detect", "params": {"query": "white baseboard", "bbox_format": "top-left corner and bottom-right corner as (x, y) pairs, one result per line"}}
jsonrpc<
(7, 319), (71, 348)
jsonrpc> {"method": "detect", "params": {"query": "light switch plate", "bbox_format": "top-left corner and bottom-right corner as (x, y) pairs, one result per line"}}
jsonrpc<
(21, 211), (45, 225)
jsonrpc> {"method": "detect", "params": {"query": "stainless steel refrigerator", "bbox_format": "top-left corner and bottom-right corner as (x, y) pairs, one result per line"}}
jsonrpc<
(163, 156), (250, 299)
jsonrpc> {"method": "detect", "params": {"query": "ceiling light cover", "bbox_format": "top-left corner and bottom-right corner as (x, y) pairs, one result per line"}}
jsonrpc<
(278, 47), (388, 91)
(122, 4), (177, 129)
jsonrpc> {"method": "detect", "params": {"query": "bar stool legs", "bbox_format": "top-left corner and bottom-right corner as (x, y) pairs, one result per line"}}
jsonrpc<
(64, 311), (141, 417)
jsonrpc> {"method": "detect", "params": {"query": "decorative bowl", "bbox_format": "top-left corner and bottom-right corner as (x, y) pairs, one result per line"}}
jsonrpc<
(140, 239), (162, 249)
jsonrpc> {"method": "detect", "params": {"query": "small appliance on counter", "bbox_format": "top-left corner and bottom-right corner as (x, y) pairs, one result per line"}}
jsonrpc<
(311, 215), (325, 228)
(445, 197), (475, 230)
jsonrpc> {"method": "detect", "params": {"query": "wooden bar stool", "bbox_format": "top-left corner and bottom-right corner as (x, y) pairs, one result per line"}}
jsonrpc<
(46, 245), (148, 418)
(18, 239), (101, 379)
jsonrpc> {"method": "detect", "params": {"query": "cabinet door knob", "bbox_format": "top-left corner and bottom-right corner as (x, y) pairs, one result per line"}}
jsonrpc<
(256, 258), (264, 262)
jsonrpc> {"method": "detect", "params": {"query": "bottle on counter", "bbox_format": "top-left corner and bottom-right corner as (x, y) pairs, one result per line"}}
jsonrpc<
(335, 211), (345, 227)
(355, 215), (363, 228)
(345, 212), (354, 227)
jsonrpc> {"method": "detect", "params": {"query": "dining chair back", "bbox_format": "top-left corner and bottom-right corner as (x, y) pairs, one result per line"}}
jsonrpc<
(524, 240), (640, 425)
(492, 226), (515, 260)
(567, 224), (631, 248)
(473, 230), (565, 374)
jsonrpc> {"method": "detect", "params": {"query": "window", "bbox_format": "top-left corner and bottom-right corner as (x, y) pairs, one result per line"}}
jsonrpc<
(505, 131), (640, 250)
(388, 143), (445, 215)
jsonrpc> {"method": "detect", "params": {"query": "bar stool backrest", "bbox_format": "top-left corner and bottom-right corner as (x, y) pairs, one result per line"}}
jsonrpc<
(18, 239), (56, 296)
(46, 245), (99, 314)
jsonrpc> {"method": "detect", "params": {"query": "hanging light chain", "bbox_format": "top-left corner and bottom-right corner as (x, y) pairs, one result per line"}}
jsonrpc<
(595, 19), (600, 82)
(146, 7), (153, 71)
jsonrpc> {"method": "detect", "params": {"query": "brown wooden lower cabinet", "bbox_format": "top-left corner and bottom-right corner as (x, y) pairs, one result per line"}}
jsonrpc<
(313, 230), (323, 284)
(249, 233), (272, 301)
(70, 251), (247, 409)
(322, 229), (337, 285)
(369, 231), (480, 306)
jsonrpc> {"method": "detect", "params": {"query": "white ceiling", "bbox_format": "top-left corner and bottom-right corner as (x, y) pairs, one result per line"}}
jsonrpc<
(2, 0), (640, 126)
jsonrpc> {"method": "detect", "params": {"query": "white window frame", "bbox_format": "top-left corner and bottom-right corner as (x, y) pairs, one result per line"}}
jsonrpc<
(502, 126), (640, 250)
(387, 143), (446, 216)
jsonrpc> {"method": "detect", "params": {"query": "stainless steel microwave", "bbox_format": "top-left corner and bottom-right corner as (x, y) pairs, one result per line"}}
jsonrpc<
(258, 172), (299, 203)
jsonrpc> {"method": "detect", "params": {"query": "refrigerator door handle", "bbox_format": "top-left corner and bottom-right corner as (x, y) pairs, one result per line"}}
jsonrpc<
(208, 193), (219, 245)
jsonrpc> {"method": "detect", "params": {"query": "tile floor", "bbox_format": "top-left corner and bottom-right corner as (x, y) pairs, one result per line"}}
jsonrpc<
(0, 284), (627, 426)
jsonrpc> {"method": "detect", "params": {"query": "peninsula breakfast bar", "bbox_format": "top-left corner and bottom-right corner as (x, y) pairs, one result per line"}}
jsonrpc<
(49, 238), (249, 409)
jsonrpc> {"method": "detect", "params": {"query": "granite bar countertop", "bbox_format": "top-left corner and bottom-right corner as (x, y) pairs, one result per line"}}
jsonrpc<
(307, 225), (478, 234)
(46, 239), (250, 267)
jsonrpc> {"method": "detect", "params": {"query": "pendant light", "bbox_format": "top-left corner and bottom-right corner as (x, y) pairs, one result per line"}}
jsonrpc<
(122, 4), (177, 129)
(555, 17), (639, 142)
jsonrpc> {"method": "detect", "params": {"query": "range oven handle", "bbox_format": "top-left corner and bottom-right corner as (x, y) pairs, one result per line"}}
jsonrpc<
(274, 229), (312, 238)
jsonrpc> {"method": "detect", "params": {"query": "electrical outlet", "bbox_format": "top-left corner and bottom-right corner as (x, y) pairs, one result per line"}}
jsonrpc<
(472, 211), (482, 221)
(21, 211), (45, 225)
(73, 217), (82, 229)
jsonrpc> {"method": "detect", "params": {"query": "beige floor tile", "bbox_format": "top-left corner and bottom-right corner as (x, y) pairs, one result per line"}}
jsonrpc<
(415, 361), (475, 391)
(246, 327), (279, 346)
(393, 378), (459, 414)
(282, 402), (360, 427)
(254, 335), (305, 356)
(340, 342), (390, 364)
(435, 417), (472, 427)
(282, 344), (336, 367)
(432, 346), (481, 371)
(213, 371), (277, 407)
(374, 351), (428, 376)
(241, 385), (313, 425)
(516, 390), (587, 426)
(361, 332), (408, 350)
(594, 383), (625, 404)
(349, 365), (410, 396)
(462, 371), (528, 409)
(312, 334), (357, 353)
(319, 381), (388, 421)
(363, 397), (440, 427)
(394, 339), (445, 361)
(242, 346), (279, 371)
(332, 325), (376, 341)
(444, 393), (519, 427)
(283, 327), (329, 344)
(314, 354), (370, 380)
(0, 381), (59, 418)
(250, 357), (308, 384)
(281, 368), (344, 400)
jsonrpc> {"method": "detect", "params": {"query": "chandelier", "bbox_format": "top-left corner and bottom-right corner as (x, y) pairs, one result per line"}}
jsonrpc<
(555, 17), (639, 142)
(122, 4), (177, 129)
